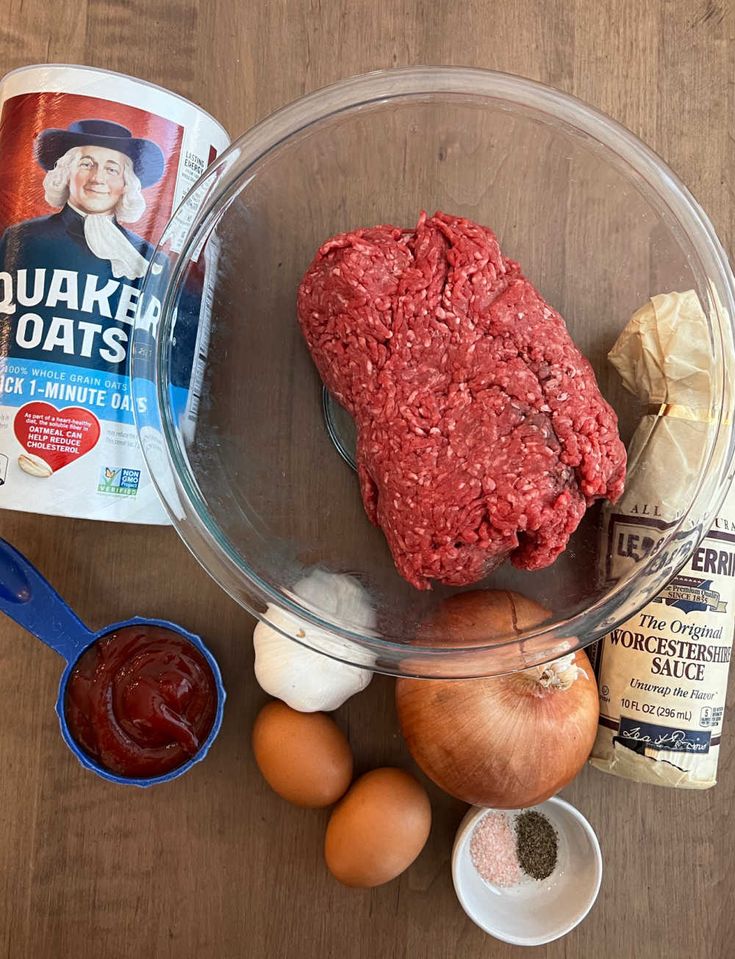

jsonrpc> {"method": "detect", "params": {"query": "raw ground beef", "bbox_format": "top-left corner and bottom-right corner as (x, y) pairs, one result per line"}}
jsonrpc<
(297, 212), (626, 590)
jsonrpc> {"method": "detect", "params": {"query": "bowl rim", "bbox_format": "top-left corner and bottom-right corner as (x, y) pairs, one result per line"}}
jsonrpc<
(135, 66), (735, 677)
(450, 797), (603, 945)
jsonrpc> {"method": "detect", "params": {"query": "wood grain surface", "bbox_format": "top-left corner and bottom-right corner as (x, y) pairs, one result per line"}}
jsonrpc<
(0, 1), (733, 957)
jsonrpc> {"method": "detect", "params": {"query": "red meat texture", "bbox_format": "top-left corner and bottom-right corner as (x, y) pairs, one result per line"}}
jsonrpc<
(297, 212), (626, 590)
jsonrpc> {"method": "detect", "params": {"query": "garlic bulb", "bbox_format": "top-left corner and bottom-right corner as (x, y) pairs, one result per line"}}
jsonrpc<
(253, 571), (375, 712)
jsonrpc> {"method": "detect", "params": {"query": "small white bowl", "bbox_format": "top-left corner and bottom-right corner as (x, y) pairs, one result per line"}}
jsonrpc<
(451, 797), (602, 946)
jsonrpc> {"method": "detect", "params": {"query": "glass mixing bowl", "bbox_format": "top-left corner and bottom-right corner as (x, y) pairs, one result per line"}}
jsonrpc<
(132, 68), (735, 678)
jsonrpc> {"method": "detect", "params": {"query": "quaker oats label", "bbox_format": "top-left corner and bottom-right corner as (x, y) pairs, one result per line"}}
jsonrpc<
(0, 65), (229, 523)
(591, 291), (735, 788)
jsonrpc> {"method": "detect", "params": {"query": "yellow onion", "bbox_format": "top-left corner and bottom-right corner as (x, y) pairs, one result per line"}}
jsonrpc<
(395, 590), (599, 808)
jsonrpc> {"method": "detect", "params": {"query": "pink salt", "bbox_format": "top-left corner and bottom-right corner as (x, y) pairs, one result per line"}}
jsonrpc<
(469, 811), (523, 888)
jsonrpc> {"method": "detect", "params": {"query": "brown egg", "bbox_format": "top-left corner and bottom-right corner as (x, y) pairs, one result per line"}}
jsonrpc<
(252, 700), (353, 807)
(324, 768), (432, 887)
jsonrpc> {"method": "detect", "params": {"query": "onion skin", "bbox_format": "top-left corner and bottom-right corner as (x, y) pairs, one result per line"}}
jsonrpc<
(395, 590), (600, 808)
(416, 588), (551, 646)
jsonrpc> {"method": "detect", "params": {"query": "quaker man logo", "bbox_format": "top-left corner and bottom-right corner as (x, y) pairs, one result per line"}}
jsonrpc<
(0, 118), (165, 284)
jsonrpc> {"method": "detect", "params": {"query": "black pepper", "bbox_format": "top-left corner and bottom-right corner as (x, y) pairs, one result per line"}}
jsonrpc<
(515, 810), (558, 880)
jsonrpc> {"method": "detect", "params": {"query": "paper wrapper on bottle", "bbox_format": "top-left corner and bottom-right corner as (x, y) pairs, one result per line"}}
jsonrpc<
(591, 291), (735, 789)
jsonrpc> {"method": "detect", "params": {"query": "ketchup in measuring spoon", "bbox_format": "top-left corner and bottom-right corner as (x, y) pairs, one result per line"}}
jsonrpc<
(65, 625), (218, 778)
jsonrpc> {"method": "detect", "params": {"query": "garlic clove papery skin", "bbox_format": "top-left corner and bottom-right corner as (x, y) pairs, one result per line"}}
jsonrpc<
(253, 615), (373, 711)
(252, 571), (375, 713)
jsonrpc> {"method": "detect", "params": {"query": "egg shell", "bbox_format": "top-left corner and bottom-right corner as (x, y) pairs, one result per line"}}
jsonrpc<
(324, 767), (432, 887)
(252, 700), (353, 808)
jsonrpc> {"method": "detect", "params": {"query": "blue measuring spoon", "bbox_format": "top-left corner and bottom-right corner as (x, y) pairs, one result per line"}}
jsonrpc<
(0, 538), (225, 787)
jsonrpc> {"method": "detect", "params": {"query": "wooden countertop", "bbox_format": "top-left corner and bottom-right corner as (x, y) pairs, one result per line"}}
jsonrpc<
(0, 2), (732, 957)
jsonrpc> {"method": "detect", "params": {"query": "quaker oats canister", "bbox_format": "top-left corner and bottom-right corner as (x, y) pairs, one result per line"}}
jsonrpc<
(0, 64), (229, 523)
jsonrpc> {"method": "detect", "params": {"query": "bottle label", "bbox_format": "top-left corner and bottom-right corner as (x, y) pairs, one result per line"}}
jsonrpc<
(591, 481), (735, 788)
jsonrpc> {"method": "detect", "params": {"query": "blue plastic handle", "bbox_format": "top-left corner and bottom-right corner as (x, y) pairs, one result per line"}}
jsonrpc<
(0, 538), (93, 662)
